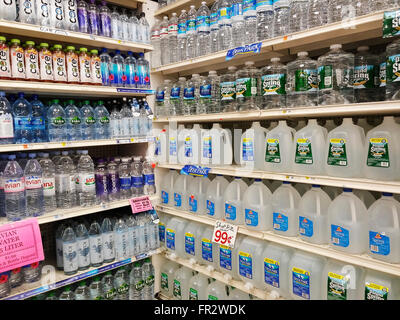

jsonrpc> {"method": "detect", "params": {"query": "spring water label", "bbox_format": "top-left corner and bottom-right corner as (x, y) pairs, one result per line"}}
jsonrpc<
(245, 208), (258, 227)
(235, 77), (257, 98)
(0, 113), (14, 139)
(25, 176), (42, 190)
(220, 82), (236, 101)
(367, 138), (390, 168)
(161, 272), (168, 290)
(243, 0), (256, 13)
(327, 272), (349, 300)
(161, 190), (169, 204)
(207, 200), (215, 216)
(89, 235), (103, 264)
(63, 242), (78, 273)
(219, 245), (232, 270)
(189, 195), (197, 212)
(184, 137), (193, 158)
(369, 231), (390, 256)
(203, 136), (212, 159)
(155, 89), (164, 102)
(262, 74), (286, 95)
(318, 65), (333, 90)
(295, 138), (313, 165)
(242, 137), (254, 161)
(238, 251), (253, 279)
(10, 45), (25, 79)
(80, 174), (95, 192)
(0, 45), (11, 78)
(144, 174), (155, 186)
(299, 216), (313, 237)
(166, 228), (175, 250)
(225, 203), (236, 220)
(365, 282), (389, 300)
(173, 279), (182, 299)
(174, 193), (182, 207)
(159, 222), (166, 243)
(331, 225), (350, 248)
(169, 137), (177, 156)
(196, 15), (210, 32)
(380, 61), (387, 87)
(386, 54), (400, 84)
(265, 138), (281, 163)
(200, 84), (212, 101)
(102, 233), (114, 261)
(189, 288), (199, 300)
(77, 238), (90, 267)
(273, 212), (288, 232)
(202, 238), (213, 262)
(354, 65), (378, 89)
(327, 138), (348, 166)
(185, 232), (195, 256)
(264, 258), (280, 288)
(184, 87), (195, 101)
(292, 267), (310, 300)
(295, 69), (318, 92)
(383, 10), (400, 38)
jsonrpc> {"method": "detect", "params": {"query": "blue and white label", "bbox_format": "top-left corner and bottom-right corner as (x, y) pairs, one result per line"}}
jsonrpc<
(170, 87), (181, 99)
(200, 84), (212, 98)
(185, 233), (195, 256)
(156, 90), (164, 102)
(292, 268), (310, 300)
(225, 203), (237, 221)
(242, 138), (254, 161)
(203, 136), (212, 159)
(119, 177), (131, 190)
(131, 176), (143, 188)
(14, 117), (31, 130)
(238, 252), (253, 279)
(256, 0), (273, 9)
(184, 87), (195, 100)
(180, 165), (211, 177)
(245, 208), (258, 227)
(273, 212), (288, 232)
(264, 258), (280, 288)
(207, 200), (215, 216)
(186, 19), (196, 33)
(174, 193), (182, 207)
(189, 196), (198, 213)
(299, 216), (314, 238)
(331, 225), (350, 248)
(369, 231), (390, 256)
(202, 239), (213, 262)
(143, 174), (155, 186)
(169, 138), (177, 156)
(243, 0), (256, 14)
(161, 190), (169, 204)
(196, 15), (210, 32)
(226, 42), (262, 61)
(184, 137), (193, 158)
(166, 229), (175, 250)
(219, 245), (232, 270)
(178, 22), (186, 34)
(210, 12), (219, 28)
(159, 223), (166, 243)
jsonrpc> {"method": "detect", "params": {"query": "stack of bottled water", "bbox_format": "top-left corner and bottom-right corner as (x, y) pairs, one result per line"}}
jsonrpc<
(0, 1), (150, 43)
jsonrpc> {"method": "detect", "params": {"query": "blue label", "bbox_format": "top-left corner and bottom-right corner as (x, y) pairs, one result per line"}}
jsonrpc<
(111, 63), (123, 85)
(131, 176), (143, 188)
(264, 258), (280, 288)
(155, 139), (161, 156)
(219, 246), (232, 270)
(184, 87), (195, 100)
(159, 224), (166, 243)
(156, 90), (164, 102)
(299, 216), (314, 238)
(125, 64), (136, 86)
(119, 177), (131, 190)
(170, 87), (181, 99)
(166, 229), (175, 250)
(14, 117), (31, 130)
(137, 65), (146, 86)
(273, 212), (288, 232)
(144, 174), (155, 186)
(180, 165), (211, 177)
(218, 6), (231, 22)
(161, 190), (168, 204)
(238, 252), (253, 279)
(231, 3), (243, 17)
(242, 138), (254, 161)
(185, 233), (195, 256)
(256, 0), (273, 8)
(292, 269), (310, 300)
(369, 231), (390, 256)
(245, 208), (258, 227)
(178, 22), (186, 34)
(202, 239), (213, 262)
(186, 19), (196, 32)
(31, 117), (45, 130)
(169, 139), (177, 156)
(189, 196), (198, 213)
(243, 0), (256, 13)
(203, 137), (212, 159)
(184, 138), (192, 158)
(225, 203), (236, 221)
(101, 62), (110, 85)
(331, 225), (350, 248)
(196, 15), (210, 28)
(210, 12), (219, 27)
(226, 42), (262, 61)
(174, 193), (182, 207)
(207, 200), (215, 216)
(200, 84), (212, 98)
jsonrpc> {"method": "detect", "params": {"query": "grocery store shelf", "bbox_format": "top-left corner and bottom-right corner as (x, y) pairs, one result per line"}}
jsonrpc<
(154, 0), (214, 17)
(3, 248), (164, 300)
(0, 20), (153, 52)
(0, 136), (154, 153)
(153, 100), (400, 123)
(157, 205), (400, 277)
(0, 80), (155, 97)
(157, 163), (400, 194)
(163, 251), (282, 300)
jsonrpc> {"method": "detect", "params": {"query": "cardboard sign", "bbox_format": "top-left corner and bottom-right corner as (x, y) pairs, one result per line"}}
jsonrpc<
(212, 220), (238, 248)
(130, 196), (153, 214)
(0, 218), (44, 273)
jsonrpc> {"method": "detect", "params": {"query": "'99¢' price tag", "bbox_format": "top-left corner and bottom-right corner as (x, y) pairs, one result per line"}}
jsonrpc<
(212, 220), (238, 248)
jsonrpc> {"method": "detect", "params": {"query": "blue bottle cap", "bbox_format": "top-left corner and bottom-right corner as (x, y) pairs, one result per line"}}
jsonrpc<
(18, 92), (24, 98)
(312, 184), (321, 188)
(0, 91), (5, 97)
(28, 153), (36, 158)
(382, 192), (393, 197)
(234, 176), (241, 179)
(8, 155), (16, 160)
(32, 94), (38, 100)
(127, 51), (133, 55)
(115, 49), (121, 54)
(139, 52), (144, 57)
(255, 178), (262, 182)
(18, 153), (27, 159)
(216, 174), (223, 177)
(282, 181), (291, 185)
(343, 188), (352, 192)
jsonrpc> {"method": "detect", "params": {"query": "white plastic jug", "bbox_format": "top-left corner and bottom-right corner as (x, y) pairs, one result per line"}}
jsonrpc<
(325, 118), (365, 178)
(205, 174), (229, 220)
(364, 270), (400, 300)
(223, 177), (248, 225)
(272, 181), (302, 237)
(209, 123), (233, 166)
(168, 124), (178, 164)
(178, 124), (201, 165)
(288, 251), (326, 300)
(364, 116), (400, 181)
(160, 260), (180, 298)
(206, 279), (229, 300)
(264, 120), (295, 173)
(292, 119), (327, 175)
(172, 266), (194, 300)
(217, 236), (243, 281)
(187, 176), (211, 215)
(173, 174), (193, 211)
(183, 221), (205, 263)
(160, 169), (179, 206)
(188, 273), (210, 300)
(239, 122), (268, 170)
(327, 188), (368, 254)
(298, 185), (332, 244)
(155, 124), (169, 164)
(368, 193), (400, 263)
(199, 226), (219, 271)
(158, 212), (170, 248)
(353, 189), (376, 209)
(200, 127), (212, 166)
(166, 217), (188, 256)
(242, 178), (273, 231)
(177, 124), (189, 165)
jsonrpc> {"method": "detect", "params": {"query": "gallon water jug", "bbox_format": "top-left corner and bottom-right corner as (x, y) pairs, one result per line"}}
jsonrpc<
(323, 259), (365, 300)
(272, 181), (301, 237)
(353, 189), (376, 209)
(223, 177), (248, 225)
(199, 226), (218, 271)
(172, 266), (194, 300)
(155, 125), (169, 164)
(160, 260), (180, 298)
(288, 251), (326, 300)
(187, 176), (210, 215)
(173, 174), (193, 211)
(178, 124), (201, 165)
(205, 174), (229, 219)
(206, 279), (228, 300)
(166, 217), (188, 256)
(364, 270), (400, 300)
(217, 236), (243, 281)
(298, 185), (332, 244)
(158, 212), (170, 248)
(209, 123), (233, 166)
(264, 120), (295, 173)
(183, 221), (205, 264)
(160, 169), (179, 206)
(364, 116), (400, 181)
(327, 188), (368, 254)
(168, 124), (178, 164)
(239, 122), (268, 170)
(368, 193), (400, 263)
(325, 118), (365, 178)
(292, 119), (327, 175)
(200, 127), (212, 166)
(242, 179), (273, 231)
(177, 124), (189, 165)
(188, 272), (209, 300)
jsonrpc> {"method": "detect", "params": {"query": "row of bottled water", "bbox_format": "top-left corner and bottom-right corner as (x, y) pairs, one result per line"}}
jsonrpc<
(0, 0), (150, 43)
(0, 93), (153, 144)
(151, 0), (399, 67)
(162, 170), (400, 264)
(159, 215), (400, 300)
(56, 212), (159, 277)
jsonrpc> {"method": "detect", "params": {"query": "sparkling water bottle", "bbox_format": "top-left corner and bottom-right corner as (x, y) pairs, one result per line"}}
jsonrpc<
(142, 258), (155, 300)
(39, 153), (56, 212)
(186, 5), (197, 59)
(99, 1), (111, 37)
(143, 157), (155, 195)
(289, 0), (309, 33)
(65, 99), (82, 141)
(243, 0), (257, 45)
(95, 159), (109, 204)
(119, 157), (131, 199)
(77, 0), (89, 33)
(80, 100), (96, 140)
(101, 217), (115, 263)
(178, 10), (188, 61)
(0, 92), (14, 144)
(19, 0), (37, 24)
(63, 0), (79, 32)
(61, 226), (78, 275)
(75, 222), (90, 270)
(107, 159), (119, 201)
(231, 0), (244, 47)
(24, 153), (44, 217)
(196, 2), (211, 57)
(77, 150), (96, 207)
(114, 266), (129, 300)
(168, 13), (179, 63)
(218, 0), (233, 50)
(30, 95), (46, 143)
(160, 16), (169, 65)
(130, 156), (143, 197)
(89, 220), (103, 267)
(13, 92), (33, 144)
(47, 99), (66, 142)
(256, 0), (274, 41)
(3, 155), (25, 221)
(273, 0), (290, 37)
(129, 262), (144, 300)
(94, 101), (110, 139)
(308, 0), (328, 29)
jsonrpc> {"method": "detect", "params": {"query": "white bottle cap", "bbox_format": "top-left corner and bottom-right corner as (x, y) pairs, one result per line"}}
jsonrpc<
(297, 51), (308, 57)
(172, 12), (177, 16)
(271, 57), (281, 62)
(190, 5), (195, 9)
(228, 66), (237, 71)
(163, 16), (168, 20)
(164, 79), (171, 83)
(209, 70), (217, 75)
(269, 290), (280, 300)
(82, 150), (89, 155)
(181, 9), (186, 13)
(192, 73), (200, 77)
(202, 1), (207, 4)
(357, 45), (369, 52)
(330, 44), (342, 50)
(179, 77), (186, 81)
(245, 61), (254, 66)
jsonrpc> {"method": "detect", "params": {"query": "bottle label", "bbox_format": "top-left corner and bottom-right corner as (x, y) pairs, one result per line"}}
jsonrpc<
(238, 251), (253, 279)
(31, 117), (45, 130)
(155, 137), (161, 156)
(119, 177), (131, 190)
(131, 176), (143, 188)
(170, 87), (181, 99)
(95, 174), (108, 196)
(124, 64), (135, 86)
(169, 137), (177, 156)
(99, 116), (109, 125)
(41, 177), (55, 196)
(14, 116), (31, 131)
(144, 174), (155, 186)
(101, 61), (110, 86)
(79, 56), (91, 83)
(24, 48), (39, 80)
(161, 190), (168, 204)
(25, 176), (42, 190)
(11, 46), (25, 79)
(318, 65), (333, 90)
(89, 235), (103, 264)
(261, 74), (286, 95)
(206, 200), (215, 216)
(369, 231), (390, 256)
(273, 212), (288, 232)
(219, 245), (232, 270)
(265, 138), (281, 163)
(299, 216), (313, 237)
(186, 19), (196, 33)
(218, 7), (231, 24)
(173, 279), (181, 298)
(354, 65), (378, 89)
(0, 46), (11, 77)
(184, 232), (195, 256)
(295, 69), (318, 92)
(108, 173), (119, 195)
(327, 138), (348, 166)
(189, 288), (198, 300)
(264, 258), (280, 288)
(225, 203), (236, 221)
(51, 116), (66, 126)
(380, 61), (387, 87)
(243, 0), (256, 14)
(156, 90), (164, 102)
(0, 113), (14, 139)
(174, 192), (182, 207)
(245, 208), (258, 227)
(202, 238), (213, 262)
(184, 87), (195, 100)
(256, 0), (273, 9)
(295, 138), (313, 165)
(102, 233), (114, 261)
(160, 26), (168, 37)
(80, 174), (95, 192)
(159, 222), (166, 243)
(77, 238), (90, 267)
(63, 242), (78, 273)
(196, 15), (210, 32)
(134, 279), (145, 291)
(331, 224), (350, 248)
(242, 137), (254, 161)
(161, 273), (168, 289)
(202, 136), (212, 159)
(166, 228), (175, 250)
(210, 12), (219, 28)
(184, 137), (193, 158)
(200, 84), (212, 99)
(367, 138), (390, 168)
(365, 282), (389, 300)
(208, 295), (218, 300)
(4, 177), (25, 193)
(327, 272), (348, 300)
(236, 77), (257, 98)
(53, 54), (67, 81)
(189, 195), (197, 212)
(111, 62), (123, 85)
(104, 287), (117, 300)
(178, 22), (186, 35)
(145, 274), (155, 287)
(220, 81), (236, 101)
(91, 56), (102, 84)
(168, 23), (178, 35)
(231, 3), (243, 19)
(387, 54), (400, 83)
(292, 267), (310, 300)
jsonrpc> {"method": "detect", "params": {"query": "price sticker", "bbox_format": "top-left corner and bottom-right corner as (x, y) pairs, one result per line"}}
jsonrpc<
(129, 196), (153, 214)
(212, 220), (238, 248)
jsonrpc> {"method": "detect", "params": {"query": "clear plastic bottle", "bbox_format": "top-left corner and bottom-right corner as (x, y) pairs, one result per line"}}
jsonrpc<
(77, 0), (89, 33)
(77, 150), (96, 206)
(196, 2), (211, 57)
(114, 218), (129, 261)
(75, 281), (90, 300)
(328, 0), (351, 23)
(119, 8), (129, 40)
(231, 0), (244, 47)
(95, 159), (109, 205)
(136, 53), (150, 89)
(169, 77), (186, 116)
(56, 151), (77, 208)
(109, 102), (121, 138)
(183, 75), (198, 115)
(59, 286), (75, 300)
(129, 262), (144, 300)
(62, 227), (78, 275)
(89, 220), (103, 267)
(289, 0), (308, 33)
(63, 0), (79, 32)
(100, 48), (111, 86)
(186, 5), (197, 59)
(139, 12), (150, 44)
(110, 6), (121, 39)
(94, 101), (110, 139)
(143, 157), (155, 195)
(124, 51), (136, 88)
(142, 258), (155, 300)
(210, 1), (220, 52)
(13, 92), (33, 143)
(106, 158), (119, 201)
(99, 1), (111, 37)
(118, 157), (131, 199)
(0, 0), (17, 21)
(100, 217), (115, 263)
(64, 99), (82, 141)
(19, 0), (37, 24)
(129, 11), (140, 43)
(130, 157), (143, 197)
(308, 0), (328, 29)
(220, 66), (237, 112)
(24, 153), (43, 217)
(168, 13), (179, 64)
(114, 266), (129, 300)
(159, 16), (169, 66)
(89, 276), (103, 300)
(110, 50), (124, 87)
(256, 0), (274, 41)
(178, 10), (188, 61)
(75, 222), (90, 271)
(0, 92), (14, 144)
(150, 19), (161, 68)
(30, 95), (46, 142)
(260, 57), (287, 109)
(80, 100), (96, 140)
(47, 99), (66, 141)
(236, 61), (260, 111)
(273, 0), (290, 37)
(218, 0), (233, 50)
(243, 0), (257, 45)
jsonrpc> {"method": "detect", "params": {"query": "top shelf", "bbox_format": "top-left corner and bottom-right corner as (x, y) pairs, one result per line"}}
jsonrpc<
(154, 0), (214, 17)
(108, 0), (146, 9)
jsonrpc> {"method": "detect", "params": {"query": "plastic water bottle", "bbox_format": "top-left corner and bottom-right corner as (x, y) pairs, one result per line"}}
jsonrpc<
(0, 0), (17, 21)
(168, 13), (179, 64)
(77, 150), (95, 206)
(218, 0), (233, 50)
(74, 281), (90, 300)
(95, 159), (109, 204)
(118, 157), (131, 199)
(114, 218), (129, 261)
(220, 66), (237, 112)
(0, 92), (14, 144)
(110, 103), (121, 138)
(236, 61), (260, 111)
(129, 262), (144, 300)
(111, 50), (124, 87)
(17, 152), (28, 171)
(259, 57), (287, 109)
(136, 53), (150, 89)
(186, 5), (197, 59)
(106, 159), (119, 201)
(243, 0), (257, 45)
(143, 157), (155, 195)
(80, 100), (96, 140)
(0, 154), (9, 217)
(289, 0), (308, 33)
(94, 101), (110, 139)
(35, 0), (51, 26)
(139, 13), (150, 44)
(196, 2), (211, 57)
(210, 2), (220, 52)
(123, 52), (136, 88)
(77, 0), (89, 33)
(131, 98), (141, 136)
(64, 100), (82, 141)
(13, 92), (33, 144)
(89, 276), (103, 299)
(99, 1), (111, 37)
(150, 19), (161, 68)
(58, 285), (75, 300)
(101, 217), (115, 263)
(119, 9), (129, 40)
(308, 0), (328, 29)
(126, 215), (139, 256)
(178, 10), (188, 61)
(75, 223), (90, 270)
(114, 266), (129, 300)
(231, 0), (244, 47)
(119, 97), (130, 138)
(328, 0), (351, 23)
(3, 155), (25, 221)
(63, 0), (79, 32)
(110, 6), (121, 39)
(130, 157), (143, 197)
(100, 48), (111, 86)
(49, 0), (65, 29)
(256, 0), (274, 41)
(19, 0), (37, 24)
(88, 220), (103, 267)
(143, 258), (155, 300)
(273, 0), (290, 37)
(159, 16), (169, 66)
(24, 153), (44, 217)
(61, 227), (78, 275)
(30, 95), (46, 143)
(56, 151), (77, 208)
(47, 99), (66, 142)
(129, 12), (140, 42)
(386, 37), (400, 100)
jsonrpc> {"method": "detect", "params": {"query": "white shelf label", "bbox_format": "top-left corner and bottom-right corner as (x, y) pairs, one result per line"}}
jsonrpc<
(212, 220), (238, 248)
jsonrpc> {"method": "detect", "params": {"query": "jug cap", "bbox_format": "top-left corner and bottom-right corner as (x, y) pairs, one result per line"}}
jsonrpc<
(282, 181), (290, 185)
(312, 184), (321, 188)
(343, 188), (352, 192)
(255, 178), (262, 182)
(382, 192), (393, 197)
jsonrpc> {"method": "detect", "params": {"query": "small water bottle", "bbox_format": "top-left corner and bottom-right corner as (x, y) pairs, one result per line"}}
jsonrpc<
(4, 154), (26, 221)
(142, 157), (155, 195)
(118, 157), (131, 199)
(62, 227), (79, 275)
(0, 92), (14, 145)
(130, 157), (143, 197)
(88, 220), (103, 267)
(24, 153), (44, 217)
(101, 217), (115, 263)
(75, 223), (90, 271)
(95, 158), (109, 205)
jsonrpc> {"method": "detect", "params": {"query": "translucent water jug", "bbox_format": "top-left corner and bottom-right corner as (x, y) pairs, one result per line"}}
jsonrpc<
(172, 266), (194, 300)
(173, 174), (193, 211)
(217, 236), (243, 281)
(187, 176), (210, 215)
(183, 221), (205, 264)
(223, 177), (248, 225)
(188, 272), (209, 300)
(239, 122), (268, 170)
(199, 226), (218, 271)
(160, 169), (179, 206)
(364, 270), (400, 300)
(178, 124), (201, 165)
(209, 123), (233, 166)
(165, 217), (188, 256)
(205, 174), (229, 220)
(206, 279), (229, 300)
(160, 260), (180, 298)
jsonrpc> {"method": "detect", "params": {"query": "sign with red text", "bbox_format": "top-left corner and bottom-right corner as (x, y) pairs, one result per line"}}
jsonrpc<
(0, 218), (44, 273)
(129, 196), (153, 214)
(212, 220), (238, 248)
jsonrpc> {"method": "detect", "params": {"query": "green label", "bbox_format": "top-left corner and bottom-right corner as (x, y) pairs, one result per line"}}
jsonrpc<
(383, 10), (400, 38)
(189, 288), (198, 300)
(145, 275), (155, 286)
(173, 279), (181, 298)
(365, 282), (389, 300)
(100, 116), (110, 124)
(386, 54), (400, 83)
(220, 81), (236, 101)
(104, 288), (117, 300)
(85, 116), (96, 124)
(117, 283), (129, 295)
(70, 116), (81, 125)
(135, 280), (145, 291)
(295, 138), (313, 164)
(327, 272), (348, 300)
(380, 61), (387, 87)
(295, 69), (318, 92)
(318, 65), (333, 90)
(161, 273), (168, 289)
(354, 65), (378, 89)
(327, 138), (348, 166)
(265, 138), (281, 163)
(367, 138), (390, 168)
(261, 74), (286, 95)
(52, 116), (65, 125)
(235, 77), (257, 98)
(208, 294), (218, 300)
